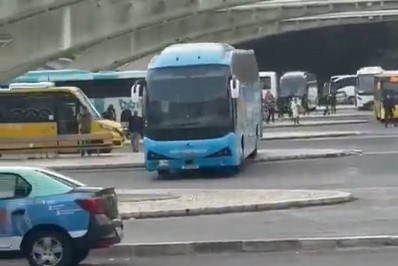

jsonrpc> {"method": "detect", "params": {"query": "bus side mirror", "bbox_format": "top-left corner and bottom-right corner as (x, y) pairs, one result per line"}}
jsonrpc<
(131, 80), (146, 103)
(229, 78), (240, 99)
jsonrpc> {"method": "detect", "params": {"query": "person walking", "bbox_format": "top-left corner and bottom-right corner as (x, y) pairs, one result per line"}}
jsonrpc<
(330, 90), (337, 114)
(128, 110), (144, 152)
(383, 94), (397, 128)
(290, 97), (300, 125)
(265, 91), (276, 123)
(105, 104), (117, 121)
(77, 106), (92, 157)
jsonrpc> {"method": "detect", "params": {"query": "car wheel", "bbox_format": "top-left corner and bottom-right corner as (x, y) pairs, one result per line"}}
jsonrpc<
(24, 230), (74, 266)
(72, 249), (90, 264)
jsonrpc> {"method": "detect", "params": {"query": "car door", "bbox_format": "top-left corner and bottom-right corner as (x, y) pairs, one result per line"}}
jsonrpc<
(0, 173), (32, 251)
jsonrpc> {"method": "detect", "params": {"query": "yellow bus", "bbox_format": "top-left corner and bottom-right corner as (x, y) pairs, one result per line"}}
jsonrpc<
(374, 71), (398, 121)
(0, 83), (124, 153)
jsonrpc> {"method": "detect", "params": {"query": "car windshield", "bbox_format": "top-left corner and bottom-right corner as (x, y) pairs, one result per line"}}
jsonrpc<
(35, 169), (86, 188)
(279, 77), (306, 97)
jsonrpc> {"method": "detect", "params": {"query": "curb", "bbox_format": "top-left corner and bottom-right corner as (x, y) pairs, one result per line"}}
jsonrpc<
(92, 235), (398, 257)
(49, 149), (362, 171)
(119, 191), (354, 220)
(261, 132), (363, 141)
(264, 119), (369, 128)
(253, 149), (363, 163)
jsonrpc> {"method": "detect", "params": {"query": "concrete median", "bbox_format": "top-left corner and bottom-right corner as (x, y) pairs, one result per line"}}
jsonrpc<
(261, 131), (364, 140)
(264, 119), (369, 128)
(0, 149), (362, 170)
(91, 235), (398, 257)
(116, 189), (354, 219)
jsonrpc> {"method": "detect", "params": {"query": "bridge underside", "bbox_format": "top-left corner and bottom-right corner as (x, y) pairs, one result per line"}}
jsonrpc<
(0, 0), (267, 82)
(118, 13), (398, 70)
(65, 0), (398, 71)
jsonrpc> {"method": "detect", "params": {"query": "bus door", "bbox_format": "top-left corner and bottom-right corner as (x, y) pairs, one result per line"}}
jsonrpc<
(56, 93), (80, 153)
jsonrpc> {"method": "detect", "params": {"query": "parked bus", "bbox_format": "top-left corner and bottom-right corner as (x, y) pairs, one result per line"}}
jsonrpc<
(329, 75), (357, 104)
(0, 83), (124, 153)
(1, 69), (147, 122)
(278, 71), (318, 115)
(356, 66), (384, 110)
(374, 70), (398, 121)
(131, 43), (262, 176)
(259, 71), (278, 99)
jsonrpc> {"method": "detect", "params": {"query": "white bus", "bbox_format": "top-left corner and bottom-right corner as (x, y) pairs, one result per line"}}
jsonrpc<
(330, 75), (357, 104)
(356, 66), (384, 110)
(259, 71), (278, 99)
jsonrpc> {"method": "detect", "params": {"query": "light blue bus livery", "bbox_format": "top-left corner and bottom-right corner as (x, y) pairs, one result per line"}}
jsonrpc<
(131, 43), (262, 175)
(1, 69), (147, 121)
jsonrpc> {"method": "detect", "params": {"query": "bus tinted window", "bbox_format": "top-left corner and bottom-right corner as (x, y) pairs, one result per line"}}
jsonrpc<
(0, 94), (55, 123)
(55, 78), (141, 98)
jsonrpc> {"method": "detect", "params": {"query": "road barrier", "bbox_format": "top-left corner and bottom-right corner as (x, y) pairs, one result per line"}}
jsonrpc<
(0, 132), (114, 157)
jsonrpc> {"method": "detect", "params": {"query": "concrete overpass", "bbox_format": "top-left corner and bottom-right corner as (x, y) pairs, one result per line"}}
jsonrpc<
(64, 0), (398, 71)
(0, 0), (270, 82)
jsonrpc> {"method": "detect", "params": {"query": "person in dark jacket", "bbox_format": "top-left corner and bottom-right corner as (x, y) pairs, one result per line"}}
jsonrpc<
(383, 94), (397, 128)
(128, 111), (144, 152)
(105, 104), (116, 121)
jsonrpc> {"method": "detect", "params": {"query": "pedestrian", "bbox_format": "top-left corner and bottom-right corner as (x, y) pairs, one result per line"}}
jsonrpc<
(105, 104), (117, 121)
(323, 93), (331, 116)
(301, 93), (310, 115)
(265, 91), (276, 123)
(290, 97), (300, 125)
(383, 94), (397, 128)
(128, 110), (144, 152)
(330, 90), (337, 114)
(77, 105), (92, 156)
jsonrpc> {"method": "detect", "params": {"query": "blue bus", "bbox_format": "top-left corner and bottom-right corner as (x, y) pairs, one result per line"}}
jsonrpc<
(1, 69), (147, 122)
(131, 43), (262, 176)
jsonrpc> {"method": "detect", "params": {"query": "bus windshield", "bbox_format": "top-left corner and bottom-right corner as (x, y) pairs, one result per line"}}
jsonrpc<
(260, 76), (271, 91)
(331, 77), (357, 91)
(357, 75), (375, 94)
(146, 65), (230, 128)
(279, 77), (306, 97)
(383, 82), (398, 96)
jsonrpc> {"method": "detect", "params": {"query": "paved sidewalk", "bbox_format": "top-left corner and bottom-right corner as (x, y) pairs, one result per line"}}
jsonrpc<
(116, 189), (353, 219)
(0, 149), (361, 170)
(261, 131), (363, 140)
(264, 119), (369, 128)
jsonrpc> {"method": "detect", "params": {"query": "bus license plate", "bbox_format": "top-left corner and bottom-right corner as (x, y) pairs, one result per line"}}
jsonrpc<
(183, 164), (199, 169)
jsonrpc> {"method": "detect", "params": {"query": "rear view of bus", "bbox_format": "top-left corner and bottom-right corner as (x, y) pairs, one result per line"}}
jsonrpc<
(132, 43), (262, 176)
(356, 66), (384, 110)
(374, 71), (398, 120)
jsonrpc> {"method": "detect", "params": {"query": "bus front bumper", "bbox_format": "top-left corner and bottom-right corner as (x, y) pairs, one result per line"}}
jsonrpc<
(145, 156), (239, 171)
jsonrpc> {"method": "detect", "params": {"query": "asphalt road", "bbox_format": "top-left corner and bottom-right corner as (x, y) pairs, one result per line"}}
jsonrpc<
(4, 248), (398, 266)
(50, 113), (398, 245)
(4, 110), (398, 264)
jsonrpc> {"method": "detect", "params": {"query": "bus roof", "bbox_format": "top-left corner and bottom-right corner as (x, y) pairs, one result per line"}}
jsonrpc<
(2, 69), (147, 85)
(259, 71), (277, 77)
(330, 75), (357, 81)
(280, 71), (309, 78)
(0, 86), (80, 94)
(375, 70), (398, 77)
(356, 66), (384, 75)
(148, 42), (236, 69)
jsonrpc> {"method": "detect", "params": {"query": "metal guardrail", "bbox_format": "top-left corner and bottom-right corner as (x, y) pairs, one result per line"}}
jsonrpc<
(0, 132), (114, 157)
